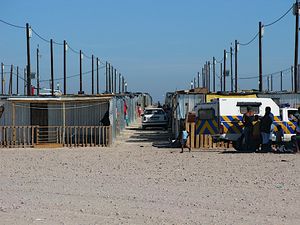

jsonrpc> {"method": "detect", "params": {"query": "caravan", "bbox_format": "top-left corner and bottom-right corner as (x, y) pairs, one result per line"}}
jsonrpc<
(194, 98), (298, 149)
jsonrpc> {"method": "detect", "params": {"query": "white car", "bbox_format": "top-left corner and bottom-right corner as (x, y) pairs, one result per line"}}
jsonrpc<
(142, 108), (168, 130)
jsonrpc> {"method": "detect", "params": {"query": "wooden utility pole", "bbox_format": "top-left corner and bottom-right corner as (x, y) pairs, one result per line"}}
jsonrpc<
(235, 40), (238, 92)
(36, 47), (40, 95)
(1, 63), (4, 95)
(230, 46), (233, 92)
(280, 71), (283, 91)
(223, 50), (226, 91)
(9, 65), (13, 95)
(220, 62), (223, 91)
(197, 72), (200, 88)
(96, 58), (99, 94)
(259, 21), (263, 92)
(114, 69), (117, 93)
(119, 73), (121, 93)
(122, 76), (125, 93)
(105, 62), (108, 93)
(108, 64), (111, 93)
(63, 40), (67, 95)
(26, 23), (31, 96)
(79, 50), (83, 94)
(16, 66), (19, 95)
(208, 61), (211, 92)
(50, 39), (54, 96)
(213, 57), (216, 92)
(92, 55), (94, 95)
(294, 0), (299, 92)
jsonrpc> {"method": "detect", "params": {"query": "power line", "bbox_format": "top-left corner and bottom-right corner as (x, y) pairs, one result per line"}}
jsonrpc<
(239, 32), (259, 46)
(39, 66), (105, 82)
(67, 43), (81, 54)
(264, 5), (293, 27)
(31, 28), (50, 43)
(0, 19), (25, 29)
(239, 67), (291, 80)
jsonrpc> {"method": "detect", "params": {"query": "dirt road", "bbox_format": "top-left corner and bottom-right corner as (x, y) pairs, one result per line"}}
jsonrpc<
(0, 123), (299, 224)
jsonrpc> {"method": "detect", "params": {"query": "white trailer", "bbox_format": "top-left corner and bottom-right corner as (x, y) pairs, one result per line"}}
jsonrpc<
(194, 98), (298, 146)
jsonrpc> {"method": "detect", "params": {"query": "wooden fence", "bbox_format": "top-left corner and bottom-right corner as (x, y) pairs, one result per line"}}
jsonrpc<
(0, 126), (38, 148)
(186, 122), (232, 149)
(0, 125), (112, 148)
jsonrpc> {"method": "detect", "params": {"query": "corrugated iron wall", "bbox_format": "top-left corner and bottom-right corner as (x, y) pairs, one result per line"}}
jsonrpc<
(172, 93), (206, 138)
(257, 93), (300, 107)
(0, 101), (31, 126)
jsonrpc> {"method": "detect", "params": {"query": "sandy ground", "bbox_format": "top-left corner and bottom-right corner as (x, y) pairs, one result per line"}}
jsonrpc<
(0, 123), (300, 225)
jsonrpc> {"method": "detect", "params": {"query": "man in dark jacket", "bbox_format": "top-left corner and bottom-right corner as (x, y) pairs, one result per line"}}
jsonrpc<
(242, 106), (254, 151)
(260, 106), (273, 152)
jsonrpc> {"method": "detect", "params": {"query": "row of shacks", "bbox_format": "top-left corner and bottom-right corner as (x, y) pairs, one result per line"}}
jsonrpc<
(165, 88), (300, 148)
(0, 92), (152, 148)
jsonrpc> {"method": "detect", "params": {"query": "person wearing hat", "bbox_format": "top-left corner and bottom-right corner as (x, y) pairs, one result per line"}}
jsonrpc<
(242, 106), (254, 151)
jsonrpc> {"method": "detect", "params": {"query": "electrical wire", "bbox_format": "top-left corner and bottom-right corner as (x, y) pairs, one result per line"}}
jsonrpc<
(31, 28), (64, 46)
(67, 43), (81, 54)
(239, 32), (259, 46)
(39, 66), (106, 82)
(0, 19), (25, 29)
(264, 5), (293, 27)
(238, 67), (291, 80)
(31, 28), (50, 43)
(82, 52), (92, 59)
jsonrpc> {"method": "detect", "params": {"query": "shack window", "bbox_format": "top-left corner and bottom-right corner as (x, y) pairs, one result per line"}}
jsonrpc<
(237, 102), (261, 114)
(239, 106), (259, 114)
(198, 108), (215, 120)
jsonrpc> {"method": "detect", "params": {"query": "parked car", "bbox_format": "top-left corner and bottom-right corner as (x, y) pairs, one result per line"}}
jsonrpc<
(142, 108), (168, 130)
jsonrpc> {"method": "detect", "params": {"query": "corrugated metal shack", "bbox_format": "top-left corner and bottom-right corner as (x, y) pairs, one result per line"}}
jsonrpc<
(169, 89), (206, 138)
(257, 92), (300, 107)
(167, 90), (300, 148)
(0, 92), (152, 148)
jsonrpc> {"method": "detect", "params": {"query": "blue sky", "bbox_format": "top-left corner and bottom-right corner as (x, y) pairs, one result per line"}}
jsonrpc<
(0, 0), (297, 101)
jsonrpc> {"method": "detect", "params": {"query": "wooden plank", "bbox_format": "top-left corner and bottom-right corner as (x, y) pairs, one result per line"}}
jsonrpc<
(190, 123), (195, 149)
(208, 135), (213, 149)
(195, 133), (200, 149)
(186, 122), (191, 149)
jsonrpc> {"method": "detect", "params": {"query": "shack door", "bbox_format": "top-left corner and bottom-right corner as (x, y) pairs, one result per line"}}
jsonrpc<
(31, 103), (48, 143)
(31, 103), (48, 126)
